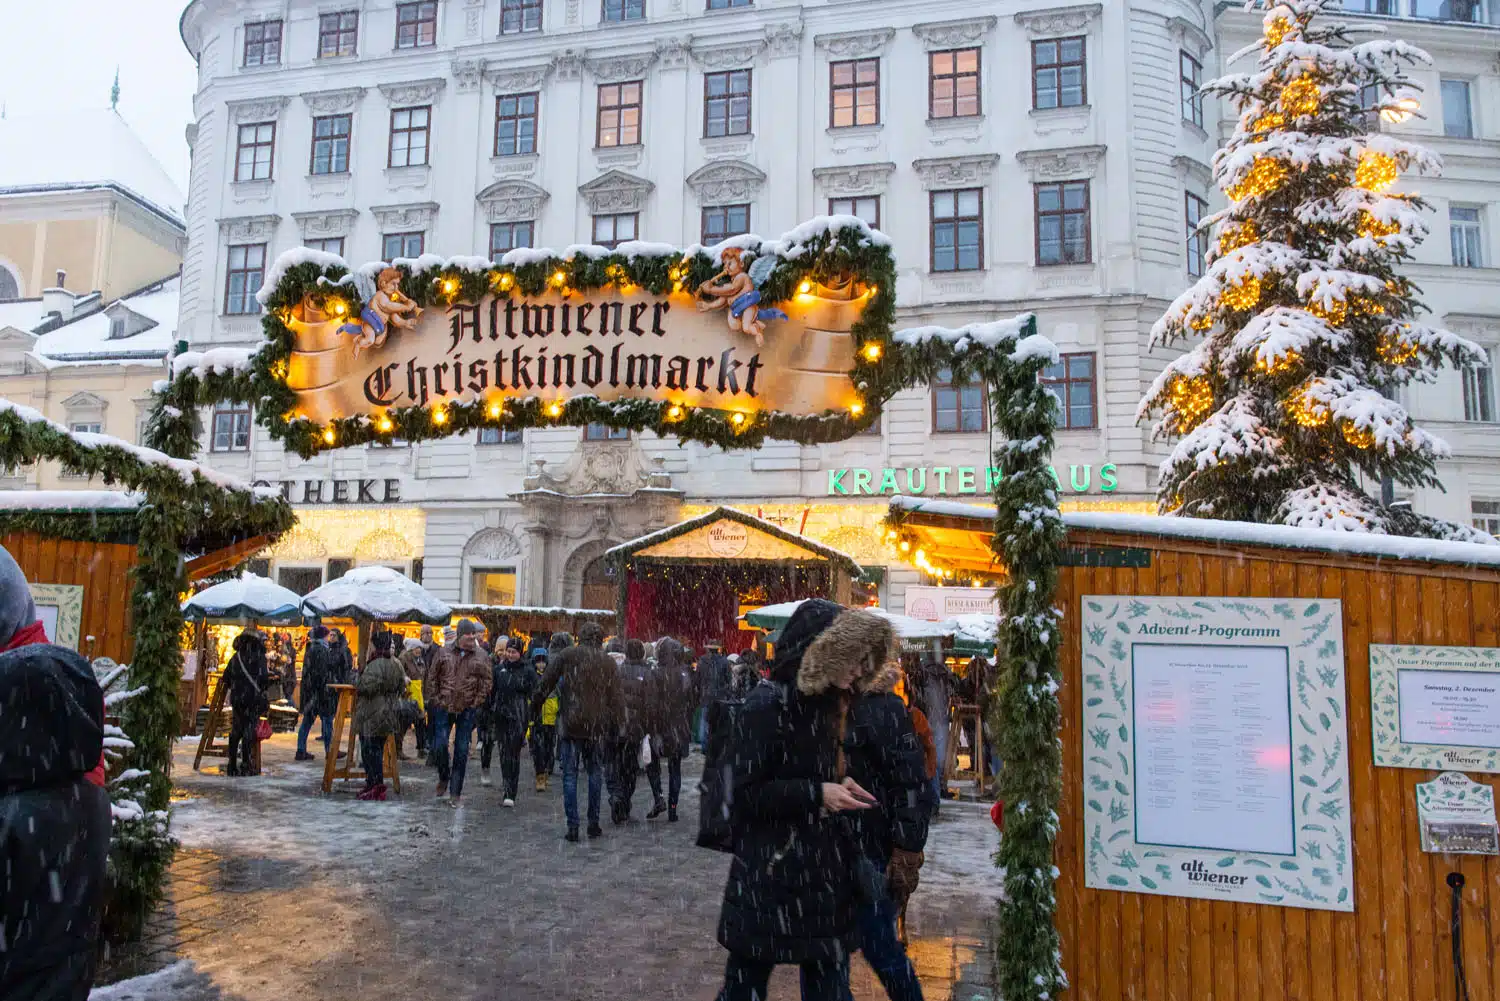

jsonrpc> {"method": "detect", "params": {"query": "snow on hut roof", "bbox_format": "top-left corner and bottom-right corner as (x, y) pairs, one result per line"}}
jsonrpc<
(0, 111), (185, 225)
(605, 505), (862, 573)
(889, 496), (1500, 569)
(0, 490), (142, 512)
(30, 275), (178, 367)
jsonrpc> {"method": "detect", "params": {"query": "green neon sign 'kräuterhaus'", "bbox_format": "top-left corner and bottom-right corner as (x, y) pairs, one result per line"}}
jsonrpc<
(827, 462), (1118, 496)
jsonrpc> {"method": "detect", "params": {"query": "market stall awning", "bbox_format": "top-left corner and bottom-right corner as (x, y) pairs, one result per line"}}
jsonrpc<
(301, 566), (452, 624)
(884, 497), (1006, 577)
(606, 505), (862, 574)
(183, 572), (303, 623)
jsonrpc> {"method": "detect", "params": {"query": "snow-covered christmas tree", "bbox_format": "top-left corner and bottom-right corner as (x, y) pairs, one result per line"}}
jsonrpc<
(1140, 0), (1495, 543)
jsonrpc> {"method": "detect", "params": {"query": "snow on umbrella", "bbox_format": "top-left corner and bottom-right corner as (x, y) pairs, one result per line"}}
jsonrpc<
(741, 600), (954, 644)
(944, 612), (1000, 655)
(183, 572), (303, 624)
(299, 565), (452, 625)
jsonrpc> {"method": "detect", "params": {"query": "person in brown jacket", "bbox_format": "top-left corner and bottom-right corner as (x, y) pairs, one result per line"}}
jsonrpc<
(428, 618), (493, 805)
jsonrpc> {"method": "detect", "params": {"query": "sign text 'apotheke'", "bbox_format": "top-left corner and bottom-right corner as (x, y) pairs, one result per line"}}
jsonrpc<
(253, 478), (403, 505)
(827, 462), (1118, 496)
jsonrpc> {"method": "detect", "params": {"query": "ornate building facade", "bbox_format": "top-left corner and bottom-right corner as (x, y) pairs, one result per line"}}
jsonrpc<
(175, 0), (1499, 608)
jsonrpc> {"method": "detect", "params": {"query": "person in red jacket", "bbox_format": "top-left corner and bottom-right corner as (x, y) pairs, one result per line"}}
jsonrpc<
(0, 546), (111, 1000)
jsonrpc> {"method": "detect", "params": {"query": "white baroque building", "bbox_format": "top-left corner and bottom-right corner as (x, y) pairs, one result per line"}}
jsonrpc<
(175, 0), (1500, 609)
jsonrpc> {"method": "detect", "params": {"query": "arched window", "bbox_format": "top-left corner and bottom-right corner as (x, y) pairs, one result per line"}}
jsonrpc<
(0, 268), (19, 301)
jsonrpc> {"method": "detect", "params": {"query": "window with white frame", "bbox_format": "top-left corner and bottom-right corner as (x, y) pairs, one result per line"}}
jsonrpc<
(501, 0), (543, 33)
(1441, 79), (1474, 138)
(1463, 346), (1495, 422)
(1411, 0), (1489, 23)
(211, 404), (252, 452)
(1180, 51), (1203, 128)
(592, 212), (638, 249)
(478, 427), (523, 444)
(383, 232), (425, 260)
(1451, 206), (1483, 268)
(1473, 499), (1500, 537)
(489, 222), (534, 257)
(829, 196), (880, 229)
(306, 237), (345, 256)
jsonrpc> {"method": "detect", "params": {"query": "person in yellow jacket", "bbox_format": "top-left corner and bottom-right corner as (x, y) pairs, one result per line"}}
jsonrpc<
(529, 645), (559, 791)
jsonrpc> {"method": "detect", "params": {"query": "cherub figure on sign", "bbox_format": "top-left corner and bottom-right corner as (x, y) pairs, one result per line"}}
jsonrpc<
(695, 248), (787, 347)
(336, 267), (423, 358)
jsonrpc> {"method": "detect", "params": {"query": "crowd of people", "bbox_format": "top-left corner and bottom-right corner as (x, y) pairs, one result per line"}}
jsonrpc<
(201, 604), (996, 1001)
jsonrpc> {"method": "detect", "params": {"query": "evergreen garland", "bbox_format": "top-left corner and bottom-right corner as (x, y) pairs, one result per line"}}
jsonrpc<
(882, 316), (1066, 1001)
(0, 404), (293, 941)
(148, 222), (901, 457)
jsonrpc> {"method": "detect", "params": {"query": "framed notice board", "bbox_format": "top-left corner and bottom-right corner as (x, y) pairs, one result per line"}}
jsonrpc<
(1080, 596), (1353, 912)
(1371, 644), (1500, 773)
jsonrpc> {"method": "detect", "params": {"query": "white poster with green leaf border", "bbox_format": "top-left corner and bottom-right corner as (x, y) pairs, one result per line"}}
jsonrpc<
(1081, 596), (1354, 912)
(1371, 645), (1500, 773)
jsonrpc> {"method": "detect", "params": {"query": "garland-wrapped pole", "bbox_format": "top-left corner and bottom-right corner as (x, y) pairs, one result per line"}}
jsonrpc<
(884, 314), (1066, 1001)
(988, 317), (1067, 1001)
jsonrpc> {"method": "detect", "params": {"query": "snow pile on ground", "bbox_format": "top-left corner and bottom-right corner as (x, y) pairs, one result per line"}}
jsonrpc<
(300, 565), (452, 623)
(89, 961), (220, 1000)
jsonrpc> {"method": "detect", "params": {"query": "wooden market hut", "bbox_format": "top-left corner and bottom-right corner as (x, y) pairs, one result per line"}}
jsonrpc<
(890, 495), (1500, 1001)
(606, 506), (861, 653)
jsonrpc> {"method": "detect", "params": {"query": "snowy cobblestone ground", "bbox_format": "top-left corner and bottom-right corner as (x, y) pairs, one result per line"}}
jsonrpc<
(95, 732), (1001, 1001)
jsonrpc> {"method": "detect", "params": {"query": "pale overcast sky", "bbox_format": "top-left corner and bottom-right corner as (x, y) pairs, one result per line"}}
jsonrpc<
(0, 1), (197, 191)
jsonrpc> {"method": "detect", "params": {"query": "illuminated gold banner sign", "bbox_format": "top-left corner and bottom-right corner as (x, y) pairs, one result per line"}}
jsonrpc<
(286, 283), (866, 425)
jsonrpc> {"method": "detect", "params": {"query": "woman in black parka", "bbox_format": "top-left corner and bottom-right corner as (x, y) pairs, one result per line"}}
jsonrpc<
(226, 630), (270, 777)
(714, 598), (876, 1001)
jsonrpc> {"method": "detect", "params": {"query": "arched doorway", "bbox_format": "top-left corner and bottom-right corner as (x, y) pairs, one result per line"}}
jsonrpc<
(581, 555), (613, 611)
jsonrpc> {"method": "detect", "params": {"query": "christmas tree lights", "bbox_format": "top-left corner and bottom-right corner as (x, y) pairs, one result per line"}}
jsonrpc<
(1139, 0), (1493, 544)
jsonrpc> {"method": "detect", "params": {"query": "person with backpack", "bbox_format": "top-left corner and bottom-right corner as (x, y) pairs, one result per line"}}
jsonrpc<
(805, 609), (932, 1001)
(531, 623), (624, 842)
(353, 630), (406, 801)
(225, 630), (270, 777)
(645, 636), (695, 821)
(712, 598), (876, 1001)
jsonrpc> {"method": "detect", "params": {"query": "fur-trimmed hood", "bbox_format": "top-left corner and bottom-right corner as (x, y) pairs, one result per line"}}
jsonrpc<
(798, 609), (901, 696)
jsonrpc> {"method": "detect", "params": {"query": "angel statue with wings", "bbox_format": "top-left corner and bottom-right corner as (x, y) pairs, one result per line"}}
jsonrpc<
(335, 267), (423, 357)
(695, 248), (788, 347)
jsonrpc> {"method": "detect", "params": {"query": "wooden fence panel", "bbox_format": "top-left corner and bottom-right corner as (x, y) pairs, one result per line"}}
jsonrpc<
(2, 531), (137, 663)
(1057, 534), (1500, 1001)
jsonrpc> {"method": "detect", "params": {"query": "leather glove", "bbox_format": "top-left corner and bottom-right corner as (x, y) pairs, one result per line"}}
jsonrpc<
(886, 848), (925, 904)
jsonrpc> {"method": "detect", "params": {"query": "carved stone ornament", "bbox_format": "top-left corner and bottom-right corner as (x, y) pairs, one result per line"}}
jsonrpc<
(685, 160), (767, 204)
(911, 16), (997, 49)
(227, 96), (290, 124)
(553, 50), (586, 81)
(1013, 3), (1103, 37)
(525, 444), (665, 497)
(579, 170), (654, 213)
(656, 37), (693, 70)
(292, 208), (359, 238)
(911, 154), (1000, 189)
(1172, 154), (1212, 188)
(691, 39), (765, 71)
(762, 20), (804, 59)
(463, 527), (522, 561)
(813, 28), (894, 59)
(812, 161), (896, 196)
(464, 0), (485, 38)
(477, 180), (550, 223)
(1014, 144), (1105, 180)
(216, 214), (281, 241)
(586, 50), (658, 83)
(300, 87), (365, 115)
(1168, 16), (1213, 56)
(370, 201), (440, 229)
(452, 58), (484, 93)
(486, 61), (553, 93)
(377, 78), (447, 105)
